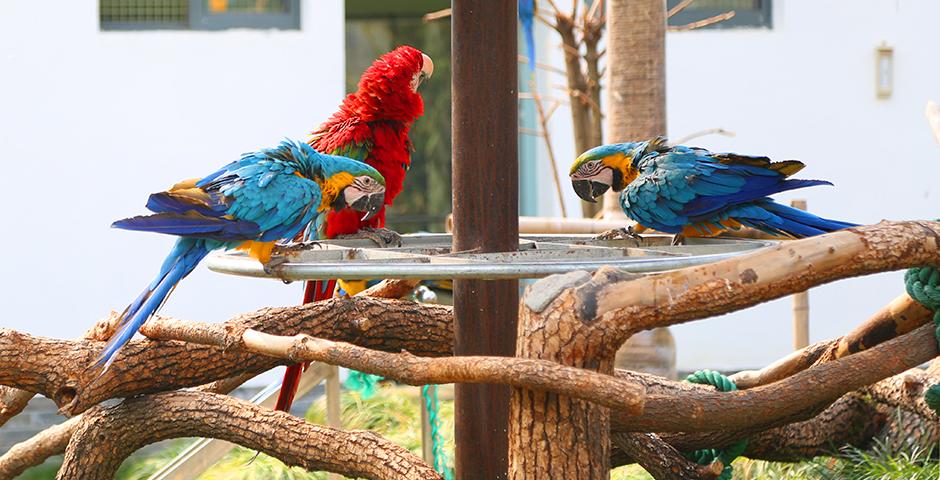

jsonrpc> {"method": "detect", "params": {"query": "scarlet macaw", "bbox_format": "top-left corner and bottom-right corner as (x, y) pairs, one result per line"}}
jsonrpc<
(94, 140), (386, 370)
(570, 137), (856, 239)
(275, 46), (433, 412)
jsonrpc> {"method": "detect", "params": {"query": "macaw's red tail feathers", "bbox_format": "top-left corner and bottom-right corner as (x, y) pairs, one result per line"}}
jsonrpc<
(275, 279), (338, 413)
(303, 279), (338, 303)
(275, 362), (309, 413)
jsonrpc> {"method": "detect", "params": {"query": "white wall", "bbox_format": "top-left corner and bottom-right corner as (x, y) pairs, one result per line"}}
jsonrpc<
(541, 0), (940, 370)
(0, 1), (345, 356)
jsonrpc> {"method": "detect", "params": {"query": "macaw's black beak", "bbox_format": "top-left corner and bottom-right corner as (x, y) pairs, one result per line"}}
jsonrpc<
(572, 179), (609, 203)
(352, 192), (385, 221)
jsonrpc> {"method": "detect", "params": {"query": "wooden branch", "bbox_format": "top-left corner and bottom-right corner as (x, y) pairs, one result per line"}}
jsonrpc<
(610, 392), (885, 466)
(0, 416), (81, 479)
(240, 330), (645, 414)
(0, 368), (254, 479)
(612, 433), (723, 480)
(358, 279), (420, 299)
(666, 0), (696, 18)
(422, 7), (451, 22)
(0, 312), (119, 427)
(731, 292), (931, 389)
(57, 391), (440, 480)
(0, 296), (452, 415)
(729, 341), (831, 389)
(668, 11), (736, 32)
(863, 366), (940, 422)
(610, 323), (938, 432)
(578, 221), (940, 341)
(742, 393), (885, 462)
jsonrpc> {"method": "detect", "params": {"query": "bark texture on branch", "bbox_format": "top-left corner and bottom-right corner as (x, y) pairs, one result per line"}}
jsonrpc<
(0, 416), (81, 479)
(57, 391), (439, 480)
(743, 393), (885, 462)
(613, 433), (722, 480)
(0, 312), (120, 427)
(586, 221), (940, 343)
(0, 297), (451, 415)
(238, 330), (645, 414)
(0, 367), (257, 479)
(611, 323), (939, 432)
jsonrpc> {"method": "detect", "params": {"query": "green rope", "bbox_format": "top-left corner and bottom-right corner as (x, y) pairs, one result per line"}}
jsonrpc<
(684, 370), (747, 480)
(422, 385), (453, 480)
(903, 265), (940, 414)
(344, 371), (382, 399)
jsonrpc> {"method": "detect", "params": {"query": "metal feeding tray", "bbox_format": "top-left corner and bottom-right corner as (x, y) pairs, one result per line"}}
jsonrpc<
(206, 234), (776, 281)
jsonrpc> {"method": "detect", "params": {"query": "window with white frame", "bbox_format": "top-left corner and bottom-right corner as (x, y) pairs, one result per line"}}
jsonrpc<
(99, 0), (300, 31)
(667, 0), (771, 29)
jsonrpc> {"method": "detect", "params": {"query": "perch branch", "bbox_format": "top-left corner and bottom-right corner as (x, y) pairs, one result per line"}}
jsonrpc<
(581, 221), (940, 341)
(57, 391), (440, 480)
(613, 433), (723, 480)
(144, 322), (645, 414)
(731, 292), (931, 388)
(44, 297), (451, 414)
(0, 416), (82, 479)
(357, 279), (420, 299)
(0, 368), (255, 479)
(0, 312), (120, 427)
(610, 322), (938, 432)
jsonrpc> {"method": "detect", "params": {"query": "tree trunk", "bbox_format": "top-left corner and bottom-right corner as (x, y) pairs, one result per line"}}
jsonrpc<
(508, 274), (616, 479)
(603, 0), (666, 219)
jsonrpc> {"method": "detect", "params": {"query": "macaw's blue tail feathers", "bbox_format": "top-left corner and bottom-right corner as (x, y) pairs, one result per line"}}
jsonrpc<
(113, 212), (260, 242)
(736, 201), (858, 238)
(94, 239), (209, 370)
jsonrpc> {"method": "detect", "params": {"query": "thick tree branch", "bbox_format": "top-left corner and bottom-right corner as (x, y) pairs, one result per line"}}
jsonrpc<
(610, 323), (938, 432)
(0, 367), (255, 479)
(0, 313), (120, 427)
(742, 393), (885, 462)
(0, 297), (452, 415)
(732, 292), (931, 388)
(613, 433), (723, 480)
(581, 221), (940, 342)
(0, 416), (81, 479)
(240, 331), (646, 414)
(57, 391), (440, 480)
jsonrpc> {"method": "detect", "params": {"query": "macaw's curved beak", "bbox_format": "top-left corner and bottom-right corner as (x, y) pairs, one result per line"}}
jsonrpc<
(572, 179), (610, 203)
(352, 192), (385, 221)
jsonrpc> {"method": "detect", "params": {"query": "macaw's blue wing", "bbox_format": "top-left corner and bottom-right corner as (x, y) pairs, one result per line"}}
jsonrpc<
(624, 149), (855, 237)
(222, 168), (322, 242)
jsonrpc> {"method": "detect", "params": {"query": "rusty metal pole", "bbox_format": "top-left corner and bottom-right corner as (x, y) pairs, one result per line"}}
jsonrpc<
(451, 1), (519, 479)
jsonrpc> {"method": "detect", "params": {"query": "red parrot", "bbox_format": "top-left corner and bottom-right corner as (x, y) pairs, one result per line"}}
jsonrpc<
(275, 45), (433, 413)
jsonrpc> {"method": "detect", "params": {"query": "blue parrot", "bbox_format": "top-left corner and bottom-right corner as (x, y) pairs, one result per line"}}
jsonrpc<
(95, 139), (386, 370)
(569, 137), (857, 239)
(519, 0), (536, 72)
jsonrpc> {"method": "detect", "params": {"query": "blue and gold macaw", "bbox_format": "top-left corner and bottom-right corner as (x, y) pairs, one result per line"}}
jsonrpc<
(95, 139), (386, 370)
(570, 137), (856, 239)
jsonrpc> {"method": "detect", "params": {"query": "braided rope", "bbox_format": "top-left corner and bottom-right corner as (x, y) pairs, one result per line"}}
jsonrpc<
(422, 385), (453, 480)
(903, 266), (940, 414)
(684, 369), (747, 480)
